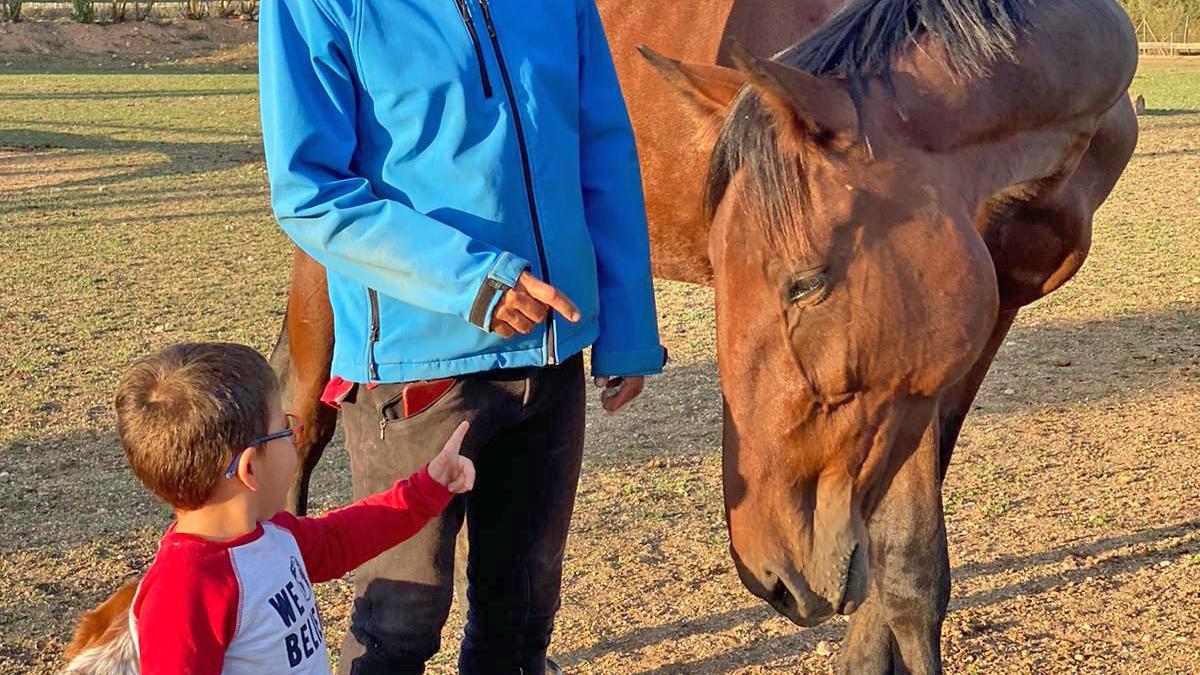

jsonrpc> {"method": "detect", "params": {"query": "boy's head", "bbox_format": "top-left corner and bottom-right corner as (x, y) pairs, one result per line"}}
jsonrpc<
(115, 342), (294, 513)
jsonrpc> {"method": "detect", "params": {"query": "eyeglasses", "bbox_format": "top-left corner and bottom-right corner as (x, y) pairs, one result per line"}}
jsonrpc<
(225, 413), (305, 479)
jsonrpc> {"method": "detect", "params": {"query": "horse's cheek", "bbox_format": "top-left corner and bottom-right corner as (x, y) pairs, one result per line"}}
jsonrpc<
(918, 229), (1000, 392)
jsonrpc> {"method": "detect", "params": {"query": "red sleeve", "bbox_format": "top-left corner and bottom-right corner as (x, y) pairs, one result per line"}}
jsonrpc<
(134, 550), (239, 675)
(271, 465), (453, 583)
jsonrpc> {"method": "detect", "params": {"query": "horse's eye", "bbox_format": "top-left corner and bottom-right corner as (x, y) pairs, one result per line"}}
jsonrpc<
(788, 269), (829, 306)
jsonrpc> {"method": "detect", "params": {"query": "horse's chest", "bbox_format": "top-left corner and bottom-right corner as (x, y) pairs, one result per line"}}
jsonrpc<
(981, 194), (1091, 309)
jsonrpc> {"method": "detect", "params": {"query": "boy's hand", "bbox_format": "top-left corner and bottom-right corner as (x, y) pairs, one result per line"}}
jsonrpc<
(427, 421), (475, 494)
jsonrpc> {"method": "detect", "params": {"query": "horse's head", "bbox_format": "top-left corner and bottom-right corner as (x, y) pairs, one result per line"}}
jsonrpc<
(642, 45), (999, 625)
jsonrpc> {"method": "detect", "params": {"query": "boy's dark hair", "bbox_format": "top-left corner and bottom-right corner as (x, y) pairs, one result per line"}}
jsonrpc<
(114, 342), (279, 510)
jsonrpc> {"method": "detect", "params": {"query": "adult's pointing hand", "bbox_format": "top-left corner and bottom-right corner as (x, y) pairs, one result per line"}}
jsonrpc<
(490, 271), (581, 338)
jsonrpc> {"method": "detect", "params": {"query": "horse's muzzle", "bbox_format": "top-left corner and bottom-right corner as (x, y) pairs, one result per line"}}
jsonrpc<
(735, 543), (870, 627)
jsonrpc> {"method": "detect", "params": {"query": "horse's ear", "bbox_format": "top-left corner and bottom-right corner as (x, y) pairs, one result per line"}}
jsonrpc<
(727, 42), (858, 147)
(638, 44), (746, 122)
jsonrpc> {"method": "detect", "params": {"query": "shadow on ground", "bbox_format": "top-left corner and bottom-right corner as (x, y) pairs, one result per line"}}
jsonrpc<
(0, 127), (261, 195)
(1141, 107), (1200, 116)
(552, 518), (1199, 671)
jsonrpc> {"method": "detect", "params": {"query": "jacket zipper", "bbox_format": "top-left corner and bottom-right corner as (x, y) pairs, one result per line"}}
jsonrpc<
(453, 0), (493, 98)
(367, 289), (381, 381)
(477, 0), (557, 365)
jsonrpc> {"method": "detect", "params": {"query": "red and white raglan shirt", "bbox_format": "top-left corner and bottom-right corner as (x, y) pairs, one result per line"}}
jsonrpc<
(129, 467), (453, 674)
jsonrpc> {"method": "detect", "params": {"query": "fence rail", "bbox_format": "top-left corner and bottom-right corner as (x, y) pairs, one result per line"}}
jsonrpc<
(1139, 41), (1200, 55)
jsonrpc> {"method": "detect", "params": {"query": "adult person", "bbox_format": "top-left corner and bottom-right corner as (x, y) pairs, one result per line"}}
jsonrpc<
(258, 0), (666, 673)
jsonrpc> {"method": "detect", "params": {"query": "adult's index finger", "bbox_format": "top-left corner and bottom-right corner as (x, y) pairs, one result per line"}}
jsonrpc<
(525, 277), (581, 322)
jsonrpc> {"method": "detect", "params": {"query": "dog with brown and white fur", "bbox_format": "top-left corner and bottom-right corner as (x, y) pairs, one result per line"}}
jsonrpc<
(61, 581), (138, 674)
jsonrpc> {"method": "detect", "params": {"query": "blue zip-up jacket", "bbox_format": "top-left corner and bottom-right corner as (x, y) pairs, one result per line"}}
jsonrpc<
(259, 0), (665, 382)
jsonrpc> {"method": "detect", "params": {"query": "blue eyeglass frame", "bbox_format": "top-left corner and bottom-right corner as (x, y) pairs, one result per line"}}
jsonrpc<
(224, 414), (304, 479)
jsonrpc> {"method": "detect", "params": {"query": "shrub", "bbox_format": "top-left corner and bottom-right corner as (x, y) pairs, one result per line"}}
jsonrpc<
(110, 0), (128, 22)
(1119, 0), (1200, 40)
(72, 0), (95, 23)
(2, 0), (23, 22)
(238, 0), (257, 20)
(134, 0), (155, 21)
(181, 0), (207, 19)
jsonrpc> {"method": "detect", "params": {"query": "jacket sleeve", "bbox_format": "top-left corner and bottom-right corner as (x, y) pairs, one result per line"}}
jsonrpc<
(576, 0), (667, 377)
(270, 466), (454, 583)
(258, 0), (529, 330)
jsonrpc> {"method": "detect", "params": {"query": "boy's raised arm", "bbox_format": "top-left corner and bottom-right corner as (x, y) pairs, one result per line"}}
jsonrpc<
(271, 468), (452, 583)
(270, 422), (471, 582)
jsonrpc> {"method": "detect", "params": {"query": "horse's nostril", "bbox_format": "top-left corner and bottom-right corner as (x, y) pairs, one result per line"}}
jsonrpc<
(771, 576), (795, 610)
(836, 545), (857, 613)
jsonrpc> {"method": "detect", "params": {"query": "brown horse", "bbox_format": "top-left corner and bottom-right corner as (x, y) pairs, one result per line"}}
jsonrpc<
(273, 0), (1138, 671)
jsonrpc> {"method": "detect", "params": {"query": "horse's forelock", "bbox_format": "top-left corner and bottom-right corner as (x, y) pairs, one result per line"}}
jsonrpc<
(704, 89), (814, 255)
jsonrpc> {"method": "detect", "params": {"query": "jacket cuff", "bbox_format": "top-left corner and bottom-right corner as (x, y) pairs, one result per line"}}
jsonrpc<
(590, 344), (668, 377)
(468, 252), (531, 330)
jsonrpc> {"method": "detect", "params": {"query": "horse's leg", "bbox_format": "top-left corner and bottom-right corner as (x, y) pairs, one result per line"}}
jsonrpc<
(840, 586), (897, 673)
(276, 251), (474, 608)
(841, 99), (1136, 672)
(937, 92), (1136, 485)
(841, 420), (948, 675)
(842, 303), (1017, 673)
(839, 310), (1022, 673)
(936, 308), (1018, 480)
(276, 248), (339, 516)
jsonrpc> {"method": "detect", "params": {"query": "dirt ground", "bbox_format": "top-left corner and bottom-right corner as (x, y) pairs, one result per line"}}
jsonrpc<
(1, 28), (1198, 675)
(0, 17), (257, 70)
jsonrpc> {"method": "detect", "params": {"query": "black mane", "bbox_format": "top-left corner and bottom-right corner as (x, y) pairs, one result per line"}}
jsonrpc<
(704, 0), (1034, 239)
(785, 0), (1032, 80)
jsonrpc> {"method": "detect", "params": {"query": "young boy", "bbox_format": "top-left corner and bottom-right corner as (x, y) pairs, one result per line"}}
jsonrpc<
(114, 342), (473, 673)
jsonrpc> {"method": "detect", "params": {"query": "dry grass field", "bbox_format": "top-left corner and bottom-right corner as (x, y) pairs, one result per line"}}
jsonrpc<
(1, 28), (1197, 674)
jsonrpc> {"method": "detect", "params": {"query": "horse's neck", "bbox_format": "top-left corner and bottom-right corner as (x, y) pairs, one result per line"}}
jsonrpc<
(600, 0), (845, 70)
(876, 0), (1136, 206)
(717, 0), (846, 64)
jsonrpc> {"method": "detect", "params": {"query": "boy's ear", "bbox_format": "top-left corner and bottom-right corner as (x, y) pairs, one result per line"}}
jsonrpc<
(236, 446), (260, 492)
